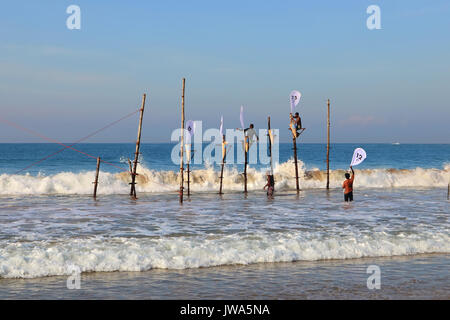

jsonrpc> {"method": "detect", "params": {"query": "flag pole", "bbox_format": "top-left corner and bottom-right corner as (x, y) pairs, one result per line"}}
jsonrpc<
(219, 134), (226, 195)
(187, 143), (192, 197)
(244, 136), (248, 194)
(326, 99), (331, 190)
(293, 134), (300, 193)
(268, 116), (273, 174)
(179, 78), (185, 203)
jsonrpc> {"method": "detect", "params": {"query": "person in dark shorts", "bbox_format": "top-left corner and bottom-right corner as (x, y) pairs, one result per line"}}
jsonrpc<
(342, 166), (355, 202)
(289, 112), (305, 138)
(294, 112), (302, 131)
(263, 171), (275, 198)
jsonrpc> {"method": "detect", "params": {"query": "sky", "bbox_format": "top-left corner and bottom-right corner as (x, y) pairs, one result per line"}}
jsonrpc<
(0, 0), (449, 143)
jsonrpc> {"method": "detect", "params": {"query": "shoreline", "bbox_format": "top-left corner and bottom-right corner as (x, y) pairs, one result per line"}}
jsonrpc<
(1, 253), (449, 299)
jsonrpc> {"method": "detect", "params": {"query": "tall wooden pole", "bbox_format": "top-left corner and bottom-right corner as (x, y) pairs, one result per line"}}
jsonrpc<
(93, 157), (101, 198)
(179, 78), (186, 203)
(130, 93), (146, 199)
(128, 158), (133, 176)
(326, 99), (330, 190)
(268, 116), (273, 174)
(244, 136), (249, 194)
(187, 144), (191, 197)
(219, 135), (226, 195)
(293, 135), (300, 192)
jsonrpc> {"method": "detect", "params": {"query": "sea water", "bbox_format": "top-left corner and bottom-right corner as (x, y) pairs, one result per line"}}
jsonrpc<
(0, 143), (448, 299)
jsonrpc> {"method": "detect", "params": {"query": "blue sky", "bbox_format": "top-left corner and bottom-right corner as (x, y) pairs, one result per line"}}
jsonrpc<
(0, 0), (449, 143)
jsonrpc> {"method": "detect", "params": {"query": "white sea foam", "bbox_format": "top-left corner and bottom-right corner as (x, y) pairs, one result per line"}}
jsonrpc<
(1, 231), (448, 278)
(0, 161), (449, 195)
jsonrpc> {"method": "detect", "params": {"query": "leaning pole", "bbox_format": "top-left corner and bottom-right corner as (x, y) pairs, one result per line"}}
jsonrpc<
(130, 93), (146, 199)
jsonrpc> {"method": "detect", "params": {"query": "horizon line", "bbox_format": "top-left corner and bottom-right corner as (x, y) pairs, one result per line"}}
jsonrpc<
(0, 142), (449, 145)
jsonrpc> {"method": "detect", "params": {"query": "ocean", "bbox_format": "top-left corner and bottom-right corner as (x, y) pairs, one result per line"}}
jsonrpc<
(0, 143), (449, 299)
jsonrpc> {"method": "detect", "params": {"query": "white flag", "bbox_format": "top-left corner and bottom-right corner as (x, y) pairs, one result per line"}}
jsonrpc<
(185, 143), (192, 163)
(350, 148), (367, 167)
(220, 116), (224, 137)
(240, 106), (245, 129)
(186, 120), (195, 144)
(290, 90), (301, 114)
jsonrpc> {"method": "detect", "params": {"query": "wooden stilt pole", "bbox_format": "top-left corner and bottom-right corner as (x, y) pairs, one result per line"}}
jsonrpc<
(187, 148), (191, 197)
(293, 135), (300, 192)
(179, 78), (186, 203)
(127, 158), (133, 188)
(268, 116), (273, 174)
(130, 93), (146, 199)
(219, 135), (226, 195)
(447, 183), (449, 200)
(93, 157), (101, 198)
(128, 159), (133, 177)
(326, 99), (330, 190)
(244, 136), (248, 194)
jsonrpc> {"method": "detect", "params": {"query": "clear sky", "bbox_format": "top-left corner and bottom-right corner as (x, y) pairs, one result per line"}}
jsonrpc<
(0, 0), (449, 143)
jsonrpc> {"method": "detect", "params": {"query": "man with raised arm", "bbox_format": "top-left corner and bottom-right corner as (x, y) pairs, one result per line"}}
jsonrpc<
(342, 166), (355, 202)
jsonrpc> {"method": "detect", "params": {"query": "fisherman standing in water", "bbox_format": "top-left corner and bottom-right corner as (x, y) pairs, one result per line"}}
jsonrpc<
(263, 171), (275, 198)
(342, 166), (355, 202)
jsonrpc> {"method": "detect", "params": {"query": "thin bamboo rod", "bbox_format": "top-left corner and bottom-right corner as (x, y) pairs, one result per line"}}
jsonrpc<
(187, 149), (191, 197)
(293, 135), (299, 192)
(179, 78), (185, 203)
(326, 99), (330, 190)
(130, 94), (146, 199)
(219, 135), (226, 195)
(128, 158), (133, 175)
(244, 136), (248, 194)
(93, 157), (101, 198)
(268, 116), (273, 174)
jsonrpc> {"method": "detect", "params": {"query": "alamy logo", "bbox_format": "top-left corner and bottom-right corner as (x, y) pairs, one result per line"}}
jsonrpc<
(170, 121), (279, 166)
(66, 5), (81, 30)
(366, 5), (381, 30)
(66, 265), (81, 289)
(366, 265), (381, 290)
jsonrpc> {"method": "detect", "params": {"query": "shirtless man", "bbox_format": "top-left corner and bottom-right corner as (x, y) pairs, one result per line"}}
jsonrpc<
(293, 112), (302, 131)
(289, 113), (304, 138)
(342, 166), (355, 202)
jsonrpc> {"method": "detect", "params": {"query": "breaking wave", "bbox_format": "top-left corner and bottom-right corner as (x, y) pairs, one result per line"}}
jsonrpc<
(0, 161), (449, 195)
(1, 230), (449, 279)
